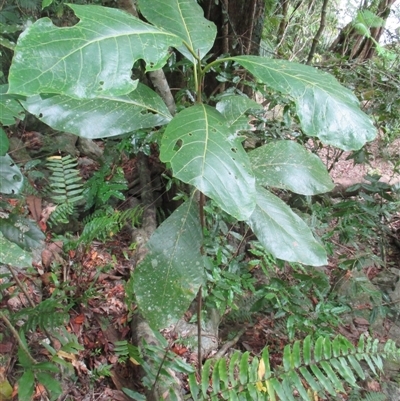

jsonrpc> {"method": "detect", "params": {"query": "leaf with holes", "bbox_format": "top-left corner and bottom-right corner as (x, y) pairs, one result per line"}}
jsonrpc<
(0, 232), (32, 267)
(22, 84), (172, 139)
(231, 56), (376, 150)
(0, 154), (23, 194)
(0, 85), (25, 126)
(138, 0), (216, 61)
(0, 214), (45, 251)
(216, 95), (263, 133)
(8, 5), (181, 99)
(133, 196), (205, 329)
(160, 104), (256, 220)
(249, 141), (334, 195)
(247, 186), (327, 266)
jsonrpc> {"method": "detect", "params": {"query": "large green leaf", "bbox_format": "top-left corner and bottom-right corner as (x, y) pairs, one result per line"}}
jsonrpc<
(216, 95), (263, 133)
(22, 84), (172, 139)
(134, 196), (205, 329)
(138, 0), (216, 61)
(0, 214), (45, 251)
(0, 154), (24, 195)
(249, 141), (334, 195)
(231, 56), (376, 151)
(0, 128), (9, 156)
(0, 232), (32, 267)
(160, 104), (256, 220)
(8, 5), (181, 99)
(247, 186), (327, 266)
(0, 85), (25, 126)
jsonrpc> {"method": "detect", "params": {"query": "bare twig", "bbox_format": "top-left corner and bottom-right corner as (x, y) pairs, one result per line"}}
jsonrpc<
(212, 328), (246, 359)
(7, 265), (36, 308)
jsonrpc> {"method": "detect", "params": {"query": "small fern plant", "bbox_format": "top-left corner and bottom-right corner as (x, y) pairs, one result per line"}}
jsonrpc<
(46, 155), (84, 226)
(83, 164), (128, 211)
(77, 205), (142, 245)
(189, 334), (400, 400)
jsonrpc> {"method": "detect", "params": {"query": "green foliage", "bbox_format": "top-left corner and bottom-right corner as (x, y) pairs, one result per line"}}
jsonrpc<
(0, 231), (32, 267)
(132, 194), (206, 329)
(7, 0), (376, 329)
(0, 213), (45, 251)
(0, 154), (24, 194)
(83, 164), (128, 211)
(78, 206), (142, 245)
(349, 389), (387, 401)
(17, 329), (80, 401)
(22, 84), (172, 139)
(46, 154), (84, 226)
(189, 335), (400, 400)
(13, 298), (70, 333)
(326, 174), (399, 264)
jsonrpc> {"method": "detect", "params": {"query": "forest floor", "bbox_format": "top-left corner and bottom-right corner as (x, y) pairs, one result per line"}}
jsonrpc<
(2, 135), (400, 400)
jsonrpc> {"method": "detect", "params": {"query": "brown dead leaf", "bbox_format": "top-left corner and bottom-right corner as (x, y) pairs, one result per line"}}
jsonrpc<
(39, 204), (57, 226)
(26, 195), (42, 222)
(366, 379), (381, 392)
(41, 249), (53, 268)
(0, 341), (13, 353)
(103, 388), (134, 401)
(34, 383), (47, 399)
(47, 241), (63, 254)
(353, 317), (370, 327)
(73, 314), (85, 325)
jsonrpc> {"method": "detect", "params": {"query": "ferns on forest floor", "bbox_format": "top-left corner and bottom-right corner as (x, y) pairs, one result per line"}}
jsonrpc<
(46, 155), (84, 226)
(188, 334), (400, 401)
(77, 206), (142, 245)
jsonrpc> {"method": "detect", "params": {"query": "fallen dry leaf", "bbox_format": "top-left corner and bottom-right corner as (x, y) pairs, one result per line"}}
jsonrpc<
(26, 195), (42, 222)
(41, 249), (53, 268)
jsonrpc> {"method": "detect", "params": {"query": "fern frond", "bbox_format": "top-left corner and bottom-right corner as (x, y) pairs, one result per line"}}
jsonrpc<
(349, 389), (387, 401)
(13, 298), (70, 333)
(49, 203), (75, 225)
(78, 206), (142, 245)
(83, 165), (128, 210)
(46, 155), (83, 226)
(190, 335), (400, 400)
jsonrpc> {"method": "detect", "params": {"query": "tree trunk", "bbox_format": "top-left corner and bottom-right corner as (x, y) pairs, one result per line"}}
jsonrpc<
(200, 0), (265, 96)
(330, 0), (397, 61)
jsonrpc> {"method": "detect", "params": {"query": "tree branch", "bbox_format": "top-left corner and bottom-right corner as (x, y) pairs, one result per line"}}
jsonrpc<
(306, 0), (330, 64)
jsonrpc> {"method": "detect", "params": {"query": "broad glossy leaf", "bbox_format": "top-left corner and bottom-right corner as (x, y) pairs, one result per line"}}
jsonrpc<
(0, 85), (25, 126)
(22, 84), (172, 139)
(232, 56), (376, 150)
(216, 95), (262, 133)
(134, 196), (206, 329)
(0, 154), (24, 194)
(138, 0), (216, 61)
(0, 128), (9, 156)
(160, 104), (256, 220)
(0, 214), (45, 251)
(8, 5), (181, 98)
(247, 186), (327, 266)
(0, 232), (32, 267)
(249, 141), (334, 195)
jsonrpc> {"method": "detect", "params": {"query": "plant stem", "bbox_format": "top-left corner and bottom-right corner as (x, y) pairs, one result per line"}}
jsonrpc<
(197, 191), (206, 376)
(7, 265), (36, 308)
(0, 310), (37, 365)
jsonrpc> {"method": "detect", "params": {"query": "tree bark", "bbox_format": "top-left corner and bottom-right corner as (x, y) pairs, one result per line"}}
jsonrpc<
(306, 0), (330, 64)
(200, 0), (266, 96)
(330, 0), (397, 61)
